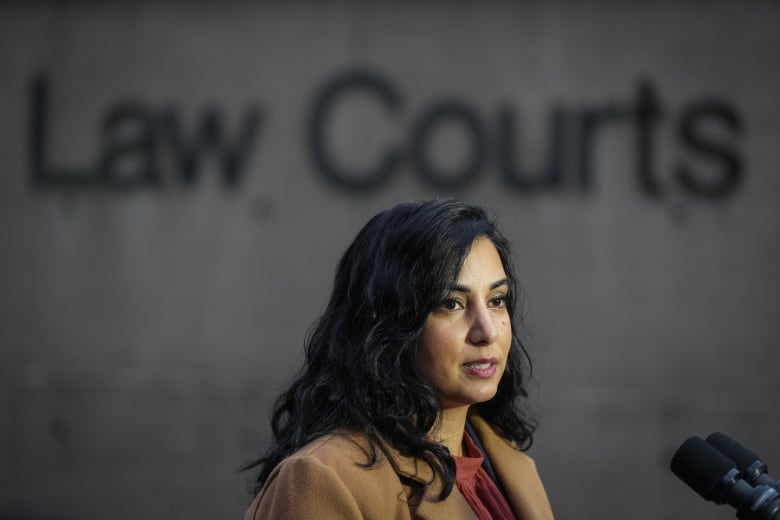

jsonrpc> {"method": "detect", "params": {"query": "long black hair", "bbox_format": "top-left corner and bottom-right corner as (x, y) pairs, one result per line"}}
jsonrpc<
(243, 199), (536, 499)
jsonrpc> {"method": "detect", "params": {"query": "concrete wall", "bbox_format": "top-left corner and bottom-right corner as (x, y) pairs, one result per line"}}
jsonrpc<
(1, 1), (779, 518)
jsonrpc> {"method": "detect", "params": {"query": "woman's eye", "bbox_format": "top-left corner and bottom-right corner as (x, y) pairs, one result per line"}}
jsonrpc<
(489, 295), (507, 308)
(441, 298), (462, 311)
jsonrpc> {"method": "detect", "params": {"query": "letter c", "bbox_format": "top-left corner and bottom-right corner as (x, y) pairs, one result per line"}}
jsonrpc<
(308, 69), (402, 193)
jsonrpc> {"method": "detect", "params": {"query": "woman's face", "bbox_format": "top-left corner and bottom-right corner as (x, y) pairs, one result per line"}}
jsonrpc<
(416, 238), (512, 410)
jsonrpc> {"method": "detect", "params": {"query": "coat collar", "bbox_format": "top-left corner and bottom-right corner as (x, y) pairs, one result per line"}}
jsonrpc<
(333, 412), (552, 519)
(388, 412), (554, 520)
(377, 435), (479, 519)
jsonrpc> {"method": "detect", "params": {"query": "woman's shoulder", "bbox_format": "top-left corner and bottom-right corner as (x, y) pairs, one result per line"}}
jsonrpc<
(246, 432), (410, 520)
(266, 430), (412, 494)
(283, 430), (387, 471)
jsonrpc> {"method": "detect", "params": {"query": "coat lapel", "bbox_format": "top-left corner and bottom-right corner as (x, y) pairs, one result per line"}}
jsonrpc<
(389, 445), (479, 519)
(468, 414), (555, 520)
(380, 416), (553, 519)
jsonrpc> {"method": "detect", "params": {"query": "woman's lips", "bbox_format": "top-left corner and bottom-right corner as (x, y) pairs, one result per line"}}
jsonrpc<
(463, 359), (499, 377)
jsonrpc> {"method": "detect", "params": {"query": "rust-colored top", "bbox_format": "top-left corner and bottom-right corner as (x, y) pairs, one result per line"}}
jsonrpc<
(453, 431), (516, 520)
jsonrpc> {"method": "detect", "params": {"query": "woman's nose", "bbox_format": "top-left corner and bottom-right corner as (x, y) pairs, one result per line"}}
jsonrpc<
(467, 305), (499, 345)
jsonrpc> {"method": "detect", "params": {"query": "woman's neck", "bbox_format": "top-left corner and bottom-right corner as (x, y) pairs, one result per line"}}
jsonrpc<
(434, 405), (470, 457)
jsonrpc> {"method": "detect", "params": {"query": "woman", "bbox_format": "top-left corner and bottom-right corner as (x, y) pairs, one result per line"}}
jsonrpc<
(243, 199), (554, 519)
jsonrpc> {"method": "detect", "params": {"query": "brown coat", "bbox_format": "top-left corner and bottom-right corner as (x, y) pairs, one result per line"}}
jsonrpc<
(244, 414), (554, 519)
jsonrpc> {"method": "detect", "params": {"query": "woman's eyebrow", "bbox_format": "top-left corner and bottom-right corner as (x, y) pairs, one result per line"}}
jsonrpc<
(490, 278), (510, 290)
(449, 278), (509, 293)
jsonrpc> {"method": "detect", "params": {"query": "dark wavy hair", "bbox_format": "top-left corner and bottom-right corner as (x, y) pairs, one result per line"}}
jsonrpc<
(243, 199), (536, 499)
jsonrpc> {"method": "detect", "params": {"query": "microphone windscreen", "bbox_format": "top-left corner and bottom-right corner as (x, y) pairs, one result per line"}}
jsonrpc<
(706, 432), (762, 472)
(671, 436), (737, 500)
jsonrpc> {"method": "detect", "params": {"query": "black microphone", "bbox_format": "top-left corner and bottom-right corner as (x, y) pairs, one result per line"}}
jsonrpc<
(707, 432), (780, 492)
(670, 436), (780, 520)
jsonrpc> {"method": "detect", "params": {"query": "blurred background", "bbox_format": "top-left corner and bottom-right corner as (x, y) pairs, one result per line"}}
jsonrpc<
(1, 1), (779, 518)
